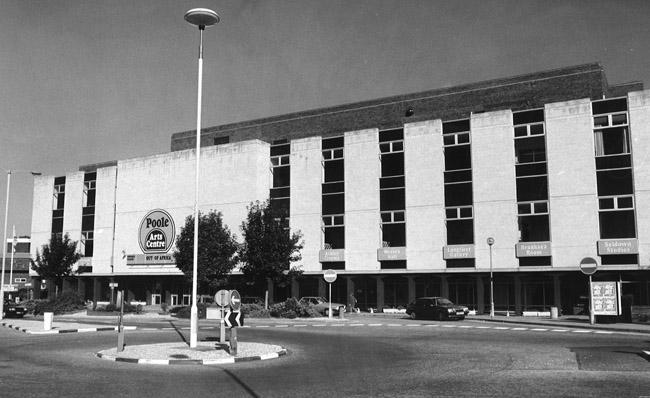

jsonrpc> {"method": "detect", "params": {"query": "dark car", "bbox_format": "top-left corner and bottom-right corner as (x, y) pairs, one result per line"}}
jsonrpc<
(3, 301), (27, 319)
(406, 297), (468, 321)
(299, 296), (346, 316)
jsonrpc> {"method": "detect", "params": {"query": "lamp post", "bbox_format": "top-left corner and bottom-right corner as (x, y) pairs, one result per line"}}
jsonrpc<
(487, 237), (495, 318)
(1, 169), (41, 320)
(184, 7), (220, 348)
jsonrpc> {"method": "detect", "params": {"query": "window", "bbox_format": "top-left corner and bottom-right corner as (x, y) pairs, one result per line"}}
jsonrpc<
(443, 119), (474, 246)
(213, 136), (229, 145)
(80, 231), (94, 257)
(14, 278), (27, 283)
(322, 136), (345, 250)
(53, 181), (65, 210)
(592, 98), (636, 240)
(379, 129), (406, 249)
(322, 215), (344, 249)
(271, 140), (291, 221)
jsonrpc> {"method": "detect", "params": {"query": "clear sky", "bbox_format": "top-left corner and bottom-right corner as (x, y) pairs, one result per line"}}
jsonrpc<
(1, 0), (649, 238)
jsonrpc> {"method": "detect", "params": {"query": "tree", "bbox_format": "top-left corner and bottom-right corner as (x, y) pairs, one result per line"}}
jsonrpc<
(173, 210), (239, 293)
(238, 200), (303, 289)
(31, 233), (81, 298)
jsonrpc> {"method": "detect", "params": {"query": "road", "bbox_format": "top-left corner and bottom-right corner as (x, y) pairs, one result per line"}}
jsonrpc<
(1, 318), (649, 397)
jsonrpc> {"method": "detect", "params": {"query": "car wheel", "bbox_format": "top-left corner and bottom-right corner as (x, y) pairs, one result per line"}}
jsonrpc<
(410, 312), (417, 320)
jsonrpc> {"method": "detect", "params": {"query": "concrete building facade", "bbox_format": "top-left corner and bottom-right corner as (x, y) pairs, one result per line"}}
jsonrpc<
(29, 63), (650, 314)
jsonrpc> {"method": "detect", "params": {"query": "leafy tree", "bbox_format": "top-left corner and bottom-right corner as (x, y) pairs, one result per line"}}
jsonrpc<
(238, 200), (303, 289)
(31, 233), (81, 298)
(173, 210), (239, 292)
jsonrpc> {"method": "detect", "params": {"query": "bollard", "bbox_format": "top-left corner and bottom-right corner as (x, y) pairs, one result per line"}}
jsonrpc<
(43, 312), (53, 331)
(339, 307), (344, 319)
(550, 307), (559, 319)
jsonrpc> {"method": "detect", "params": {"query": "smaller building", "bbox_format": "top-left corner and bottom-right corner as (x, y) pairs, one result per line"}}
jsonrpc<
(1, 237), (34, 301)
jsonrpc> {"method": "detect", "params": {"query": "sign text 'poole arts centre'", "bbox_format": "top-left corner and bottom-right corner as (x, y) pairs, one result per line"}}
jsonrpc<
(128, 209), (176, 266)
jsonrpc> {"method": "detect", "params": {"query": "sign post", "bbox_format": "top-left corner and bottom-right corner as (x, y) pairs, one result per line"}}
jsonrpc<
(215, 289), (231, 344)
(116, 290), (125, 352)
(579, 257), (598, 325)
(323, 269), (337, 319)
(229, 289), (242, 356)
(109, 282), (118, 305)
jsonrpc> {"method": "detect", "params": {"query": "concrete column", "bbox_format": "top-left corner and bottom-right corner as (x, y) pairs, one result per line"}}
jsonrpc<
(77, 278), (86, 299)
(346, 277), (355, 310)
(93, 278), (102, 303)
(553, 274), (562, 311)
(514, 275), (522, 314)
(406, 276), (416, 304)
(475, 276), (484, 314)
(266, 279), (274, 304)
(291, 278), (299, 299)
(375, 277), (384, 311)
(440, 275), (449, 298)
(318, 277), (327, 298)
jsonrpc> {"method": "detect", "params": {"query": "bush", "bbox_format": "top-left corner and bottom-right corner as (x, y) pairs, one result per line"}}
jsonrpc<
(27, 292), (86, 315)
(93, 302), (143, 314)
(172, 303), (207, 319)
(241, 303), (270, 318)
(269, 298), (321, 318)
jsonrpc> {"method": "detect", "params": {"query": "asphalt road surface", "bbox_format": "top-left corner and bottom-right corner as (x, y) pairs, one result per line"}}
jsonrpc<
(1, 319), (649, 397)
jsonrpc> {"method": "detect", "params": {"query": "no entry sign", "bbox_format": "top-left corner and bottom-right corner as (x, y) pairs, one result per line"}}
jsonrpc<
(323, 269), (337, 283)
(579, 257), (598, 275)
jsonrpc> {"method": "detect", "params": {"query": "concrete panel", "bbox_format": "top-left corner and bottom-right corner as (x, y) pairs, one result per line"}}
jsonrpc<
(471, 110), (518, 270)
(29, 175), (54, 268)
(290, 136), (322, 272)
(92, 166), (117, 274)
(404, 120), (445, 270)
(345, 128), (380, 271)
(545, 99), (600, 267)
(62, 172), (84, 243)
(629, 90), (650, 265)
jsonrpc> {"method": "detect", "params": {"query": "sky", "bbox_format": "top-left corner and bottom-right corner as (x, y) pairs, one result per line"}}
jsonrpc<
(1, 0), (649, 238)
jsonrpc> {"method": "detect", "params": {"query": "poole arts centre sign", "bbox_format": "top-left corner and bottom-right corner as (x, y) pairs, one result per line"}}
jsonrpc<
(127, 209), (176, 266)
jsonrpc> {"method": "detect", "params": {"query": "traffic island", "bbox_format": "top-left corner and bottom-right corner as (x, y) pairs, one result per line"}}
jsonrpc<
(96, 341), (287, 365)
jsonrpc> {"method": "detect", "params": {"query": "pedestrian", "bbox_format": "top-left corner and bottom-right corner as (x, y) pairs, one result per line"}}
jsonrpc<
(349, 293), (357, 313)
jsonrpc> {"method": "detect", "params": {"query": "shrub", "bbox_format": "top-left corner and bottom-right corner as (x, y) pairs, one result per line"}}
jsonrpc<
(28, 292), (86, 315)
(269, 298), (320, 318)
(172, 303), (207, 319)
(241, 303), (270, 318)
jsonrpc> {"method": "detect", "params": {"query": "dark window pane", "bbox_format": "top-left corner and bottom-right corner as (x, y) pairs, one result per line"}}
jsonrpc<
(273, 166), (290, 187)
(382, 223), (406, 247)
(443, 120), (470, 134)
(595, 154), (631, 170)
(379, 129), (403, 142)
(322, 193), (344, 214)
(618, 196), (633, 209)
(323, 261), (345, 270)
(381, 260), (406, 269)
(322, 182), (344, 194)
(601, 254), (637, 265)
(380, 176), (405, 189)
(444, 170), (472, 183)
(516, 176), (548, 201)
(84, 240), (94, 257)
(270, 187), (290, 198)
(381, 152), (404, 177)
(445, 182), (473, 206)
(599, 198), (615, 209)
(322, 136), (343, 149)
(529, 124), (544, 135)
(83, 172), (97, 182)
(533, 202), (548, 213)
(270, 198), (290, 218)
(592, 98), (627, 115)
(459, 207), (472, 218)
(444, 146), (471, 170)
(51, 217), (63, 234)
(446, 258), (475, 268)
(324, 159), (344, 182)
(597, 169), (633, 196)
(380, 189), (405, 211)
(52, 209), (64, 218)
(82, 215), (95, 231)
(513, 109), (544, 125)
(446, 219), (474, 244)
(518, 215), (550, 242)
(516, 163), (547, 177)
(514, 126), (528, 137)
(214, 136), (229, 145)
(324, 226), (345, 249)
(86, 189), (96, 207)
(393, 212), (405, 222)
(515, 136), (546, 163)
(519, 257), (551, 266)
(518, 204), (531, 214)
(56, 194), (65, 210)
(599, 210), (636, 238)
(54, 176), (66, 185)
(270, 144), (290, 156)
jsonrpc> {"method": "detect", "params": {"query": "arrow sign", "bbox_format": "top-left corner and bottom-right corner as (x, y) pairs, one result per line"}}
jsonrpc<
(224, 310), (244, 328)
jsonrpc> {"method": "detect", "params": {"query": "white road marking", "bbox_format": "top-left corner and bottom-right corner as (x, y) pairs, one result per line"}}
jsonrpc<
(349, 323), (364, 326)
(275, 325), (289, 328)
(475, 326), (490, 329)
(551, 329), (568, 332)
(494, 327), (510, 330)
(423, 324), (439, 327)
(294, 325), (307, 327)
(530, 328), (548, 332)
(572, 330), (592, 333)
(255, 325), (270, 328)
(511, 327), (528, 331)
(368, 324), (383, 326)
(387, 324), (401, 327)
(594, 331), (613, 334)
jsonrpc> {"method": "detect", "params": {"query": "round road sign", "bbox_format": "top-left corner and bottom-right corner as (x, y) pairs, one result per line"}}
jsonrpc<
(215, 289), (231, 306)
(486, 237), (495, 246)
(323, 269), (337, 283)
(230, 289), (242, 311)
(579, 257), (598, 275)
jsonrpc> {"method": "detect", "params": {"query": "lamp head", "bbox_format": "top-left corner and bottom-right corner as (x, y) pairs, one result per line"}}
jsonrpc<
(184, 8), (220, 29)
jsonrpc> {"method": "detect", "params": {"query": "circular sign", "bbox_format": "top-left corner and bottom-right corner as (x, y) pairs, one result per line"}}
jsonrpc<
(138, 209), (176, 254)
(215, 289), (231, 307)
(323, 269), (337, 283)
(579, 257), (598, 275)
(486, 237), (495, 246)
(230, 290), (242, 311)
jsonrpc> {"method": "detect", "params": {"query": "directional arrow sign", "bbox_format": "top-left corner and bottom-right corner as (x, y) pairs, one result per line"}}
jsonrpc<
(224, 310), (244, 328)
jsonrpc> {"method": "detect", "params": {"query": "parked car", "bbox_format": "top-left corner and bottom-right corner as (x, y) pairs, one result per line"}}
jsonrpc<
(406, 297), (468, 321)
(299, 296), (346, 316)
(3, 300), (26, 318)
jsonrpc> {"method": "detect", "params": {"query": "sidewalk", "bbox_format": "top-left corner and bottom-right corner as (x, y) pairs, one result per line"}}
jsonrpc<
(0, 315), (137, 334)
(468, 313), (650, 334)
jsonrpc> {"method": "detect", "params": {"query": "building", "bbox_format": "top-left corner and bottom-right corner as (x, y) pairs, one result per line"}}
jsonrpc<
(30, 63), (650, 314)
(2, 237), (33, 300)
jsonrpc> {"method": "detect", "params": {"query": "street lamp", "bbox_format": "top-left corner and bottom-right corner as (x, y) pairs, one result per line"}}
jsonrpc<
(487, 237), (495, 318)
(184, 7), (220, 348)
(1, 169), (41, 320)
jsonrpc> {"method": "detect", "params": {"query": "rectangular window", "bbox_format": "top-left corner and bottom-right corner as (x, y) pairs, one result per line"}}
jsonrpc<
(322, 215), (344, 250)
(213, 136), (230, 145)
(323, 159), (344, 182)
(322, 136), (345, 250)
(80, 231), (94, 257)
(53, 183), (65, 210)
(322, 193), (344, 214)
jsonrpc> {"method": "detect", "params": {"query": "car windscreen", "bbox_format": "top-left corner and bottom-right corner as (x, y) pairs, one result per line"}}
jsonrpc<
(437, 299), (454, 306)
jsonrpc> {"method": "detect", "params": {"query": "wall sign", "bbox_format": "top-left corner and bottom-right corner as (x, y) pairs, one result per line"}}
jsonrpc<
(515, 242), (551, 257)
(591, 281), (619, 316)
(597, 239), (638, 255)
(377, 247), (406, 261)
(443, 245), (475, 259)
(138, 209), (176, 254)
(319, 249), (345, 262)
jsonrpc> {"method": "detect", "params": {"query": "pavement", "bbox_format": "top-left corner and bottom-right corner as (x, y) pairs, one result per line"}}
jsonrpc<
(3, 311), (650, 365)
